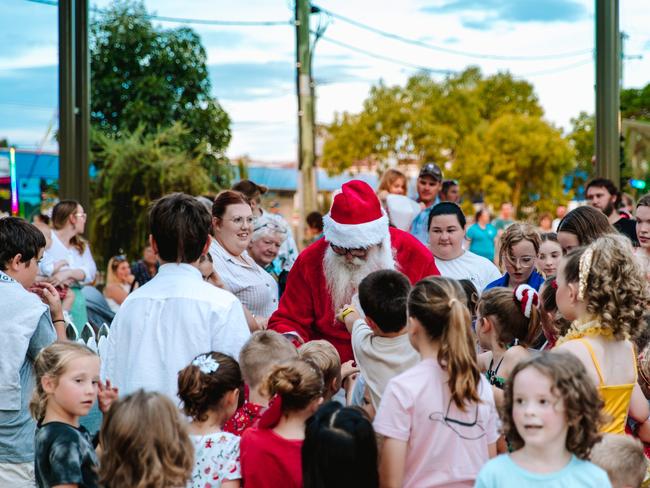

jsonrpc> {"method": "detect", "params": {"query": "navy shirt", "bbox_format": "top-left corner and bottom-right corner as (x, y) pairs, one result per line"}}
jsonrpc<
(484, 268), (545, 292)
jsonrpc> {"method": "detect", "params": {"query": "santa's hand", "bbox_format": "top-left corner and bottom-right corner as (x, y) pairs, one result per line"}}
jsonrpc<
(337, 305), (361, 332)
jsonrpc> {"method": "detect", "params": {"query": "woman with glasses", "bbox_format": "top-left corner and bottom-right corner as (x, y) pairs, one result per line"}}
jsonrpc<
(43, 199), (97, 330)
(248, 214), (289, 297)
(209, 190), (279, 331)
(484, 223), (544, 292)
(104, 255), (137, 313)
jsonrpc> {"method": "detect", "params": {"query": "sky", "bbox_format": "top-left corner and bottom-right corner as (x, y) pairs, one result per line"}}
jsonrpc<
(1, 0), (649, 162)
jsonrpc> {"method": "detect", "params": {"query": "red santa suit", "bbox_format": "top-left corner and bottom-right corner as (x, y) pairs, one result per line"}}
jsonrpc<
(268, 180), (439, 362)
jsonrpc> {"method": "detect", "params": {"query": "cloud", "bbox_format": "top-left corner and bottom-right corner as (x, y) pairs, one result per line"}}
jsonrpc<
(644, 39), (650, 51)
(421, 0), (588, 29)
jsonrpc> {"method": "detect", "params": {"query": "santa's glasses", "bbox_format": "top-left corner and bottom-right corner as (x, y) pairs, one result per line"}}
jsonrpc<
(330, 244), (368, 258)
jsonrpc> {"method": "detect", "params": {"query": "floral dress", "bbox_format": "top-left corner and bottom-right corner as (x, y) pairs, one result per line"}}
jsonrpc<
(223, 401), (264, 436)
(189, 431), (241, 488)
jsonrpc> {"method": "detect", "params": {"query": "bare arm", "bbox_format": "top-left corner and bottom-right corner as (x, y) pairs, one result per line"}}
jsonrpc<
(379, 437), (408, 488)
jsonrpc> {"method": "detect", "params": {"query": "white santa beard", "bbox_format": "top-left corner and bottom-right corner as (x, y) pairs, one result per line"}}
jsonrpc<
(324, 236), (396, 313)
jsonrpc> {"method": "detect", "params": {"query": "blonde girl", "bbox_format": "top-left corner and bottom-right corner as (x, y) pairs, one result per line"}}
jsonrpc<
(475, 353), (611, 486)
(377, 168), (408, 197)
(98, 390), (194, 488)
(374, 277), (498, 487)
(240, 358), (324, 488)
(476, 285), (542, 402)
(555, 234), (650, 441)
(31, 342), (117, 488)
(177, 352), (244, 488)
(103, 255), (137, 312)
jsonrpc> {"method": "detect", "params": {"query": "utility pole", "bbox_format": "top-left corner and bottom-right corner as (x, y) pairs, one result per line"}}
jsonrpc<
(59, 0), (90, 211)
(595, 0), (620, 184)
(296, 0), (318, 225)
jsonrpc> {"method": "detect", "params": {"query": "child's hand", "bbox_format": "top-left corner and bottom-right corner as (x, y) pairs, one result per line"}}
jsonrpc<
(30, 282), (64, 320)
(98, 379), (119, 413)
(341, 359), (359, 381)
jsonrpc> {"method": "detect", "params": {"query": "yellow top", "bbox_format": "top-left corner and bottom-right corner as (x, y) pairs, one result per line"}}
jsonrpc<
(576, 338), (637, 434)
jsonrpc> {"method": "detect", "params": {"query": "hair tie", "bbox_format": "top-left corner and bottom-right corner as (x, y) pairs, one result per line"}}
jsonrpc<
(448, 298), (461, 308)
(514, 284), (539, 319)
(258, 394), (283, 429)
(578, 248), (594, 301)
(192, 354), (219, 374)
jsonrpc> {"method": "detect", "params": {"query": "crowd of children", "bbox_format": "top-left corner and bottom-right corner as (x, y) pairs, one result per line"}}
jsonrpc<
(2, 187), (650, 488)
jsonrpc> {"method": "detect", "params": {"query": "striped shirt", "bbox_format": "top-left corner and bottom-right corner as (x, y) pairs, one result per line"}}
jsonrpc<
(209, 238), (279, 317)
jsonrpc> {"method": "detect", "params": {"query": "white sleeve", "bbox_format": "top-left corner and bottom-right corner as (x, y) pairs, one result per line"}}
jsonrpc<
(78, 245), (97, 284)
(212, 298), (250, 359)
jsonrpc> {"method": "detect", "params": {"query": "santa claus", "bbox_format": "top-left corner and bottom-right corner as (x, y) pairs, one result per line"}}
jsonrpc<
(268, 180), (439, 362)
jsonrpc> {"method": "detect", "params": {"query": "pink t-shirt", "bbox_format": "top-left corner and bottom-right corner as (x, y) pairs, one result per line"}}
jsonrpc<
(374, 358), (499, 488)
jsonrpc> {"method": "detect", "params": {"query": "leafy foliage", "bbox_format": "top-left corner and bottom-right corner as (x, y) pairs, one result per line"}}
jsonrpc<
(621, 83), (650, 122)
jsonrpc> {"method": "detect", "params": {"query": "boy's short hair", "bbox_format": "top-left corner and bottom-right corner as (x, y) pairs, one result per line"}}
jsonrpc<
(299, 340), (341, 392)
(238, 330), (298, 388)
(149, 193), (211, 263)
(590, 434), (648, 488)
(358, 270), (411, 333)
(0, 217), (46, 270)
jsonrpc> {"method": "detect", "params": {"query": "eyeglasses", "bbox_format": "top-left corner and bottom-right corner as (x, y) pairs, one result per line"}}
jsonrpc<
(112, 254), (127, 262)
(75, 212), (87, 219)
(504, 254), (536, 268)
(254, 222), (287, 234)
(330, 243), (369, 258)
(227, 216), (254, 227)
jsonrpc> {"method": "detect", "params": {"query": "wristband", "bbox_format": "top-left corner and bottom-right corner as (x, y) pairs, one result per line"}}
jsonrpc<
(341, 307), (355, 320)
(53, 319), (65, 324)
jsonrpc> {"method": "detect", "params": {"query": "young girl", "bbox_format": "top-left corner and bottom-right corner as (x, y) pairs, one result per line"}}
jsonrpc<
(240, 358), (324, 488)
(537, 232), (563, 278)
(303, 401), (378, 488)
(477, 285), (542, 398)
(475, 352), (611, 486)
(485, 223), (544, 291)
(377, 168), (408, 197)
(178, 352), (244, 488)
(31, 342), (118, 488)
(98, 390), (194, 488)
(538, 276), (571, 351)
(554, 234), (650, 440)
(374, 277), (499, 487)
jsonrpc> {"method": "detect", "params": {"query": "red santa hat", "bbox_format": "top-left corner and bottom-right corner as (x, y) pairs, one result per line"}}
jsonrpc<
(323, 180), (389, 248)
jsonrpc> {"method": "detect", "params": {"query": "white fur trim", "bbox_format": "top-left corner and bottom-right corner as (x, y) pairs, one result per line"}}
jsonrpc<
(323, 213), (389, 248)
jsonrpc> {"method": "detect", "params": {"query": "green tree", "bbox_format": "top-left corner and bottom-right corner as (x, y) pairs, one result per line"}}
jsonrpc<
(90, 123), (212, 263)
(566, 111), (594, 192)
(90, 0), (231, 180)
(0, 138), (8, 148)
(621, 83), (650, 121)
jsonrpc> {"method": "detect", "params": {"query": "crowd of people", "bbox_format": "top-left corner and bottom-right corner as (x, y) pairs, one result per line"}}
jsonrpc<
(1, 162), (650, 488)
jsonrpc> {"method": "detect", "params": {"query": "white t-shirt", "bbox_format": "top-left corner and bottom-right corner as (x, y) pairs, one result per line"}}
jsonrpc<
(42, 232), (97, 284)
(101, 263), (250, 400)
(351, 319), (419, 410)
(434, 251), (501, 295)
(189, 431), (241, 488)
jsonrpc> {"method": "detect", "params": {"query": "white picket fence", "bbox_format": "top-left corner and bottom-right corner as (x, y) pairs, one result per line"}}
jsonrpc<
(64, 315), (110, 359)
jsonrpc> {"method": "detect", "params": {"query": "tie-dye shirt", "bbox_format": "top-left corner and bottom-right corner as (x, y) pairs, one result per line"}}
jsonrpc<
(188, 431), (241, 488)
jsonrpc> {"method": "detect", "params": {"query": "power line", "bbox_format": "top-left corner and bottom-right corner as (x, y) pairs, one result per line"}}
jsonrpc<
(314, 5), (593, 61)
(522, 57), (593, 77)
(25, 0), (292, 26)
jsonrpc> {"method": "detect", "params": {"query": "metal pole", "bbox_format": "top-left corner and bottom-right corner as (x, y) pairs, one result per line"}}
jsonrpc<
(296, 0), (317, 222)
(595, 0), (620, 184)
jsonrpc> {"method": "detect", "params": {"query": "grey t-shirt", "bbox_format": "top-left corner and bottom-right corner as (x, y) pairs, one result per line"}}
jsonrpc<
(0, 313), (56, 463)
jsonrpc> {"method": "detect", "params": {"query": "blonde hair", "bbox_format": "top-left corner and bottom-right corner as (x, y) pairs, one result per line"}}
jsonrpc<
(106, 255), (129, 285)
(498, 223), (541, 268)
(99, 390), (194, 488)
(239, 331), (298, 388)
(30, 342), (98, 422)
(51, 199), (87, 254)
(590, 434), (648, 488)
(263, 358), (324, 413)
(299, 340), (342, 395)
(377, 168), (407, 195)
(408, 277), (481, 408)
(561, 234), (649, 339)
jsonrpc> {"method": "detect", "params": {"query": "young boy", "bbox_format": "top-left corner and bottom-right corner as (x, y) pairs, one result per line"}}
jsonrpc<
(101, 193), (250, 400)
(224, 330), (298, 436)
(591, 434), (648, 488)
(0, 217), (65, 486)
(341, 269), (419, 410)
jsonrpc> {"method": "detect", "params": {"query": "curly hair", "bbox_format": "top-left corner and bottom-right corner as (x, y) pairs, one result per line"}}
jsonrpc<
(177, 352), (243, 422)
(498, 223), (541, 268)
(501, 352), (605, 459)
(99, 390), (194, 488)
(561, 234), (649, 339)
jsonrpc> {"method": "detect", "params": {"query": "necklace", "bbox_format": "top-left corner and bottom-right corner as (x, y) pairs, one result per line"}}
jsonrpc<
(555, 317), (617, 346)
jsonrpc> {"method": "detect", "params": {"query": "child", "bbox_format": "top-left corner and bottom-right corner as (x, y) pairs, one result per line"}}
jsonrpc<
(554, 234), (650, 439)
(475, 352), (611, 487)
(98, 390), (194, 488)
(636, 194), (650, 279)
(537, 232), (563, 278)
(178, 352), (243, 488)
(538, 276), (571, 351)
(340, 269), (420, 411)
(476, 285), (542, 398)
(0, 217), (65, 486)
(299, 340), (342, 401)
(31, 342), (118, 488)
(303, 401), (378, 488)
(374, 277), (499, 487)
(224, 330), (298, 436)
(591, 434), (648, 488)
(485, 223), (544, 291)
(240, 358), (324, 488)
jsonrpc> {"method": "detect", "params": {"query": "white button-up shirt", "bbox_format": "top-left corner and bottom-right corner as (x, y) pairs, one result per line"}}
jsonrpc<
(42, 232), (97, 284)
(101, 263), (250, 401)
(209, 238), (279, 317)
